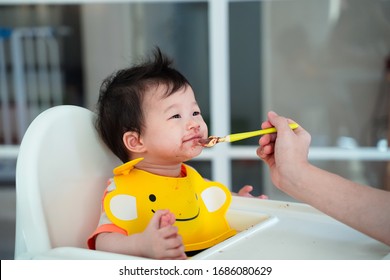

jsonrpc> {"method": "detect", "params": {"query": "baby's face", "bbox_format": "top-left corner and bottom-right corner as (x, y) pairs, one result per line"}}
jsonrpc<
(140, 85), (208, 163)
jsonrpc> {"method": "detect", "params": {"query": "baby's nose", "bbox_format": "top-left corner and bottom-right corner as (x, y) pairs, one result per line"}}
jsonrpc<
(187, 119), (201, 130)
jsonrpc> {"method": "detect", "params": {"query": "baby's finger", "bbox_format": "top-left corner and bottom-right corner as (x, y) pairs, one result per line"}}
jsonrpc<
(160, 211), (176, 228)
(159, 225), (179, 239)
(162, 246), (187, 260)
(150, 210), (169, 230)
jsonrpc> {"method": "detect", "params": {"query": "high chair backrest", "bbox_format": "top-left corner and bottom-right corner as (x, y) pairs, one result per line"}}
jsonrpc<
(15, 105), (121, 259)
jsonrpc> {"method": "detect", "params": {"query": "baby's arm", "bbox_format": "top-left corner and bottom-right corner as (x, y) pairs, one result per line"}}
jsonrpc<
(95, 210), (186, 259)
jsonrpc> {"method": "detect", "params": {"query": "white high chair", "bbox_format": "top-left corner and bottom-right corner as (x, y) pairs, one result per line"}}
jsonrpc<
(14, 105), (139, 259)
(15, 105), (390, 260)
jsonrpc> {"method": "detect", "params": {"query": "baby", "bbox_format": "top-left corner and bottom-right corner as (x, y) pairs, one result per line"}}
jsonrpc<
(88, 48), (265, 259)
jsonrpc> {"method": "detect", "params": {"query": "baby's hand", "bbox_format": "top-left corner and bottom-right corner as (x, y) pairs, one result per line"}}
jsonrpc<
(142, 210), (186, 260)
(237, 185), (268, 199)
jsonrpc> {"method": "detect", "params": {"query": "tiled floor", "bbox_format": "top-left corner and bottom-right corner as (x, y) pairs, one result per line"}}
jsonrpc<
(0, 186), (16, 260)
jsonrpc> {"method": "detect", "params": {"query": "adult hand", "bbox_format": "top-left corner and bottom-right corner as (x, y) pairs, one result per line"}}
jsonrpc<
(256, 111), (311, 190)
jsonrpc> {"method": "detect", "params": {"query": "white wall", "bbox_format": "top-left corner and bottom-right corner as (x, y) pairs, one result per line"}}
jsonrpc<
(81, 4), (133, 110)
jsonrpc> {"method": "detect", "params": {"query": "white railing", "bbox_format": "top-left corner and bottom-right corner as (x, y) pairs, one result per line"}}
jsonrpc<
(3, 145), (390, 161)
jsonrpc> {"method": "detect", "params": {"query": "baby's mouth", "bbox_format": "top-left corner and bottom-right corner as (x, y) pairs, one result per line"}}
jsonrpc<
(184, 135), (203, 143)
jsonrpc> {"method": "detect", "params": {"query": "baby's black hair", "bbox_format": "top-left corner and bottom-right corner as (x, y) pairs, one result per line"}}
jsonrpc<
(96, 47), (191, 162)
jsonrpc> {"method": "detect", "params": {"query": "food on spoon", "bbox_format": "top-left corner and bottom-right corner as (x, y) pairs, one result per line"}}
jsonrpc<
(198, 136), (221, 148)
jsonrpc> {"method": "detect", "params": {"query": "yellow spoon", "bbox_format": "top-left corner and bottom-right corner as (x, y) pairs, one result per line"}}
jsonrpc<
(199, 123), (299, 147)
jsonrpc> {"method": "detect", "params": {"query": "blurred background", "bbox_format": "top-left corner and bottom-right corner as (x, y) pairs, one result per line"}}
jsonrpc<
(1, 0), (390, 259)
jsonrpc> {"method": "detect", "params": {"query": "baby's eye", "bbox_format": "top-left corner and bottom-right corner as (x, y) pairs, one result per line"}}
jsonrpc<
(170, 114), (181, 119)
(193, 111), (201, 116)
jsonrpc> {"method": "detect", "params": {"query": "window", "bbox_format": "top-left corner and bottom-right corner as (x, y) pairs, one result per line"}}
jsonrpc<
(1, 0), (390, 200)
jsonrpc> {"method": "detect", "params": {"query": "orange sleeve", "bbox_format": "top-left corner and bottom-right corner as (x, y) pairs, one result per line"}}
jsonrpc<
(87, 179), (128, 250)
(87, 223), (128, 250)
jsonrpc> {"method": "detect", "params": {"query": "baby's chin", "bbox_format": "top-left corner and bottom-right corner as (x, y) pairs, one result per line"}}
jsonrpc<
(180, 145), (203, 161)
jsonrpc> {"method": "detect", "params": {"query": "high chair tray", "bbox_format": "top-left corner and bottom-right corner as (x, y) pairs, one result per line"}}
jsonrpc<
(192, 196), (390, 260)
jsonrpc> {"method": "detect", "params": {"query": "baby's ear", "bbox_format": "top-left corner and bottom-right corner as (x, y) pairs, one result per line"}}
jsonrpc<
(123, 131), (146, 153)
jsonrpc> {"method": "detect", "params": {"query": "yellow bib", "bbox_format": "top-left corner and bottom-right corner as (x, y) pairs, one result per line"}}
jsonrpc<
(103, 158), (236, 252)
